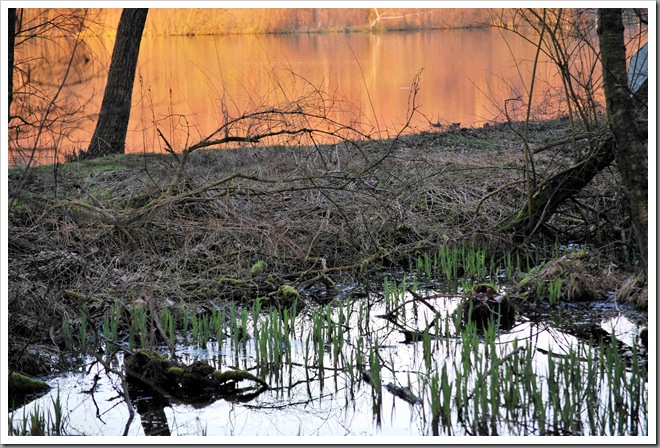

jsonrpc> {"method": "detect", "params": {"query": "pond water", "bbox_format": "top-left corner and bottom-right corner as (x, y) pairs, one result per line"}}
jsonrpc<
(9, 285), (648, 439)
(11, 27), (575, 165)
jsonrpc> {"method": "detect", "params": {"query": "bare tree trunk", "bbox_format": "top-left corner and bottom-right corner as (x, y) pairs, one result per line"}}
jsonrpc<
(86, 8), (148, 158)
(598, 8), (648, 271)
(8, 8), (16, 120)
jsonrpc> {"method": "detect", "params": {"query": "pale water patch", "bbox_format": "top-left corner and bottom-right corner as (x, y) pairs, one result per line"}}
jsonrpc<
(9, 290), (647, 437)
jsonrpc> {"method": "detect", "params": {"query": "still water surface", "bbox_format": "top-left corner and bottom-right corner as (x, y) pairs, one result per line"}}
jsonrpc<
(12, 29), (568, 165)
(9, 289), (646, 438)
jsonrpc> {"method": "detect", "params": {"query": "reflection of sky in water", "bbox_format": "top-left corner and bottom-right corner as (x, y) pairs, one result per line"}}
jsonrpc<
(9, 290), (646, 437)
(601, 314), (639, 347)
(32, 361), (144, 436)
(500, 321), (580, 354)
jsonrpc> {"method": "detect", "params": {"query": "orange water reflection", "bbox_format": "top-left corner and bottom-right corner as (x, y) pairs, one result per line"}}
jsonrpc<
(11, 28), (578, 165)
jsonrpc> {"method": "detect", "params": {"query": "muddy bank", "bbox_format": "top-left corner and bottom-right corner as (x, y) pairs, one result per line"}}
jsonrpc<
(7, 118), (645, 375)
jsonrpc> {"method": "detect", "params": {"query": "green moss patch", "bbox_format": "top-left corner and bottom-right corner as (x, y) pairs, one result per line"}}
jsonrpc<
(8, 372), (51, 403)
(250, 260), (268, 276)
(277, 284), (299, 300)
(124, 352), (268, 405)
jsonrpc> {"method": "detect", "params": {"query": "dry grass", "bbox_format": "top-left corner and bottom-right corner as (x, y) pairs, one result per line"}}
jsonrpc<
(7, 117), (642, 372)
(515, 249), (621, 303)
(614, 273), (648, 310)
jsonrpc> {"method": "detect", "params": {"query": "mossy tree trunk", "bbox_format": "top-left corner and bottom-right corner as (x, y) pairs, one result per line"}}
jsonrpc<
(86, 9), (148, 158)
(597, 8), (648, 272)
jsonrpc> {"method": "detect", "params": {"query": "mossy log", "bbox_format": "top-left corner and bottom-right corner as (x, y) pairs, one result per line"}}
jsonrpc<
(460, 284), (516, 331)
(124, 350), (268, 405)
(8, 371), (51, 407)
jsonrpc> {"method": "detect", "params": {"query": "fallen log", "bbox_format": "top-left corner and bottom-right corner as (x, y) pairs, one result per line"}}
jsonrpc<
(124, 350), (268, 405)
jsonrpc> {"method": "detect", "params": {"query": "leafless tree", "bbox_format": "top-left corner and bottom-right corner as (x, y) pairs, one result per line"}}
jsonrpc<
(598, 8), (648, 271)
(84, 9), (149, 158)
(488, 8), (647, 266)
(9, 8), (105, 168)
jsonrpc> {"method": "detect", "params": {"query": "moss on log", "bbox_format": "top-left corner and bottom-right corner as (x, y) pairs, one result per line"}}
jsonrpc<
(8, 371), (51, 405)
(125, 350), (268, 405)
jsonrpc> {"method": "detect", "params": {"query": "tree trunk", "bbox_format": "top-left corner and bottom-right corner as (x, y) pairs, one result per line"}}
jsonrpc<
(86, 9), (148, 158)
(8, 8), (16, 120)
(598, 9), (648, 271)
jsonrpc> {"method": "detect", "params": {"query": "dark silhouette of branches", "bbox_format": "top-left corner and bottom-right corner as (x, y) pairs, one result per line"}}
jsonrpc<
(9, 8), (108, 167)
(486, 8), (648, 259)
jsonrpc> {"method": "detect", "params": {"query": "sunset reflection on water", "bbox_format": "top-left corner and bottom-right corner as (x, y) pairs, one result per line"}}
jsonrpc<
(11, 27), (577, 165)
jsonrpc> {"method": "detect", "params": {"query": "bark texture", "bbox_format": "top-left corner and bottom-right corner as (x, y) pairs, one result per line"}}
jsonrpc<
(8, 8), (17, 120)
(598, 8), (648, 271)
(86, 9), (148, 158)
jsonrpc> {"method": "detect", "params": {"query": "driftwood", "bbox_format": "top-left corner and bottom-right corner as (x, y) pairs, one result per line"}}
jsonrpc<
(385, 382), (422, 405)
(360, 370), (421, 405)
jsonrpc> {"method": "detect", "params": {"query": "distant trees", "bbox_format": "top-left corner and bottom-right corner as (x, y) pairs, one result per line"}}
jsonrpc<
(94, 8), (496, 36)
(85, 9), (148, 158)
(367, 8), (489, 31)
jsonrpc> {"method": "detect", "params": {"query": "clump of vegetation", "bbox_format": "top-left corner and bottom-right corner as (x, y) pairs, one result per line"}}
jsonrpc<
(276, 284), (301, 308)
(250, 260), (268, 276)
(125, 350), (268, 403)
(614, 273), (648, 310)
(460, 284), (515, 331)
(8, 389), (66, 436)
(515, 250), (619, 304)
